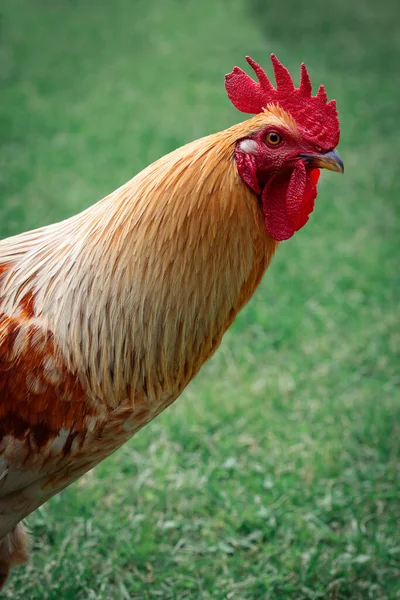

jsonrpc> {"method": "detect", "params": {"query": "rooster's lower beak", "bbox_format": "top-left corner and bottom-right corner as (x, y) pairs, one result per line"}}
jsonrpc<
(300, 150), (344, 174)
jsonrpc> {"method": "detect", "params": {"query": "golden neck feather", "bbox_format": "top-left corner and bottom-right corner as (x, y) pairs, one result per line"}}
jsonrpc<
(0, 115), (279, 407)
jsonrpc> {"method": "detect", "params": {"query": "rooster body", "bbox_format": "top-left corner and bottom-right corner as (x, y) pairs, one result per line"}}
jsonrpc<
(0, 56), (342, 584)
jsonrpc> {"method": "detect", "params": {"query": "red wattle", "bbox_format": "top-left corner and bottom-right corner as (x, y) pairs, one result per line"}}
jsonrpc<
(285, 161), (307, 229)
(296, 168), (319, 230)
(262, 165), (319, 241)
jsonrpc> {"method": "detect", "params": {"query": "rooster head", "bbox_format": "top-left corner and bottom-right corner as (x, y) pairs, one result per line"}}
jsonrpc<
(225, 54), (343, 241)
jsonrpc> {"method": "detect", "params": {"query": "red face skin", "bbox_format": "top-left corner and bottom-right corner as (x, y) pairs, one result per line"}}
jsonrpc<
(235, 124), (323, 241)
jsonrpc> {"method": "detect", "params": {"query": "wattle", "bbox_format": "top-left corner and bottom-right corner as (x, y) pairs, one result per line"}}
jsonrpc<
(262, 163), (320, 241)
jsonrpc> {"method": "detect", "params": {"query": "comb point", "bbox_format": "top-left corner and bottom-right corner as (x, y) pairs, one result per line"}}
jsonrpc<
(246, 55), (274, 91)
(271, 54), (295, 92)
(300, 63), (312, 96)
(316, 84), (328, 103)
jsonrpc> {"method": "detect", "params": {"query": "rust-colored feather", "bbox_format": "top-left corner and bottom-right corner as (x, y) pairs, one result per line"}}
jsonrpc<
(0, 311), (98, 451)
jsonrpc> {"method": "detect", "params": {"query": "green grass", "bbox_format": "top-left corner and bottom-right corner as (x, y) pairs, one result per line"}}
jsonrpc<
(1, 0), (399, 598)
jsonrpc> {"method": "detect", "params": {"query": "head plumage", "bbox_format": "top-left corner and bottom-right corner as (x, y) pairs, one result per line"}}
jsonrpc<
(225, 54), (340, 150)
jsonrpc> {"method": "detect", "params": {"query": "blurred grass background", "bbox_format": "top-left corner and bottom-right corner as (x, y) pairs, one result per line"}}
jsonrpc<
(1, 0), (399, 598)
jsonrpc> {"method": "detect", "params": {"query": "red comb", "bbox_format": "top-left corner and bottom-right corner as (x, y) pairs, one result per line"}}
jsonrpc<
(225, 54), (340, 149)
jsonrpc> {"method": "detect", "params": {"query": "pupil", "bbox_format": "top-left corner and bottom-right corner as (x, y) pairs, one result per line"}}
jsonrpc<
(271, 134), (278, 142)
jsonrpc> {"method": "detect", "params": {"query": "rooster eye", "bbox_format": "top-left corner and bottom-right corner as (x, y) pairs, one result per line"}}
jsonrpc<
(265, 132), (282, 146)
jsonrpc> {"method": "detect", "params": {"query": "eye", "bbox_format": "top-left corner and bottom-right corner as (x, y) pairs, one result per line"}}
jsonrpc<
(265, 131), (283, 146)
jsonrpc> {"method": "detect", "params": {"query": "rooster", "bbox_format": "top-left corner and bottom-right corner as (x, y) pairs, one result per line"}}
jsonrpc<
(0, 54), (343, 585)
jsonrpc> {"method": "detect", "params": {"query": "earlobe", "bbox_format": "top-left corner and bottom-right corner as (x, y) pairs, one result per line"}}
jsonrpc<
(239, 139), (258, 154)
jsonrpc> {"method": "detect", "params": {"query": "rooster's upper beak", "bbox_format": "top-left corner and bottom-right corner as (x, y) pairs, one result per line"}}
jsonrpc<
(300, 150), (344, 174)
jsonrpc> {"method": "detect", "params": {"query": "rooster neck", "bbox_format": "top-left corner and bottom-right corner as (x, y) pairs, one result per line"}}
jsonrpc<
(0, 125), (278, 408)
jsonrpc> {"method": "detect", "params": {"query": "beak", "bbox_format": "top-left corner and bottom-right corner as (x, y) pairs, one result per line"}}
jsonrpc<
(300, 150), (344, 174)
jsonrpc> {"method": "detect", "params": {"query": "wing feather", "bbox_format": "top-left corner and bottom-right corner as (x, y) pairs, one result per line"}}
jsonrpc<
(0, 307), (115, 536)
